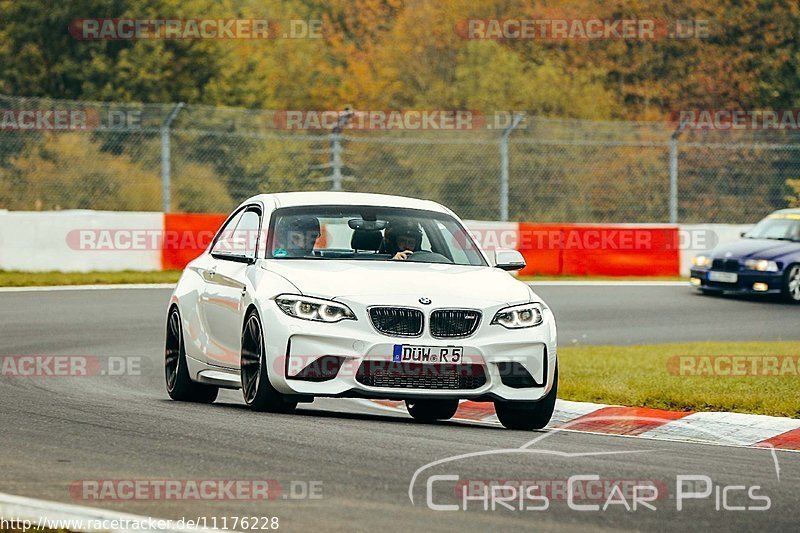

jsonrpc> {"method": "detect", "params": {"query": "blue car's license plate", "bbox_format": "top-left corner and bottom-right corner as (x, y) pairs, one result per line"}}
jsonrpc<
(708, 271), (738, 283)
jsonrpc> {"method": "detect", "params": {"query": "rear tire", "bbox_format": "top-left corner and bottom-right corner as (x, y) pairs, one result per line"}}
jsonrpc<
(494, 366), (558, 430)
(405, 399), (459, 422)
(782, 264), (800, 303)
(165, 307), (219, 403)
(241, 310), (297, 413)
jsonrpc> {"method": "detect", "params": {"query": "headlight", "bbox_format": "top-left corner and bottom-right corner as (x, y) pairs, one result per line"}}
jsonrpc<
(491, 303), (544, 329)
(744, 259), (779, 272)
(274, 294), (356, 323)
(692, 255), (712, 268)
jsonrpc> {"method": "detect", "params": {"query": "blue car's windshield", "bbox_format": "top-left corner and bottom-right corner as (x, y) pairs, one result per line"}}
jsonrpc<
(745, 215), (800, 242)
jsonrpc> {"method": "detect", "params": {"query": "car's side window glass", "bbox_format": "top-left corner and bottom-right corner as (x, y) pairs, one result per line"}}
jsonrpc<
(436, 221), (469, 264)
(419, 227), (432, 252)
(210, 207), (262, 259)
(210, 211), (244, 256)
(236, 210), (261, 258)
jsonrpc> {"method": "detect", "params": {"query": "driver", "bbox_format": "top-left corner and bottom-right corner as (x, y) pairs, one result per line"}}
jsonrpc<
(274, 216), (320, 257)
(382, 220), (423, 261)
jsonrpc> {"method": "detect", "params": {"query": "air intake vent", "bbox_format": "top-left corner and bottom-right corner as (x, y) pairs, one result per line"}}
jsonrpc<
(496, 362), (540, 388)
(356, 362), (486, 390)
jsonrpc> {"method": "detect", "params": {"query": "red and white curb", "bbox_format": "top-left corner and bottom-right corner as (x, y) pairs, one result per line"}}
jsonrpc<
(366, 399), (800, 451)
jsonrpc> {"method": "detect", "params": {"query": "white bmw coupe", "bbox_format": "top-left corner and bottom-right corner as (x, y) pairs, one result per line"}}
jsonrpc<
(166, 192), (557, 429)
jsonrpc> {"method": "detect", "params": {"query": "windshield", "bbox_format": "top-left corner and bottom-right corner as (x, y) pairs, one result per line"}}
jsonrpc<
(744, 215), (800, 241)
(267, 205), (487, 266)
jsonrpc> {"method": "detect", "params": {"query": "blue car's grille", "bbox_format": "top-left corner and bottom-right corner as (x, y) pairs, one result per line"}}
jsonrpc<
(711, 259), (740, 272)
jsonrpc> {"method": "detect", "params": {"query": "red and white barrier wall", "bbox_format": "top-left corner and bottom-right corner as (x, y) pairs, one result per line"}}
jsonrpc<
(0, 210), (162, 272)
(0, 210), (750, 276)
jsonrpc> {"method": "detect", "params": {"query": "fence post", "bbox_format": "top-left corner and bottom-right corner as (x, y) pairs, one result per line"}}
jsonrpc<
(330, 131), (344, 191)
(161, 102), (185, 213)
(669, 123), (687, 224)
(325, 109), (353, 191)
(500, 114), (524, 222)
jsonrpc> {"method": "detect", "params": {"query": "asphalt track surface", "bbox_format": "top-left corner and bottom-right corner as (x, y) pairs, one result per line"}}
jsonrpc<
(0, 285), (798, 532)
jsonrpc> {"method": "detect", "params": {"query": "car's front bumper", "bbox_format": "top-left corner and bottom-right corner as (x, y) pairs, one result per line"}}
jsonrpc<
(690, 267), (784, 295)
(260, 301), (557, 402)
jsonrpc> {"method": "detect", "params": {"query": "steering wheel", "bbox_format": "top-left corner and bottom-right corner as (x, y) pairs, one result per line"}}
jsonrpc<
(405, 251), (453, 264)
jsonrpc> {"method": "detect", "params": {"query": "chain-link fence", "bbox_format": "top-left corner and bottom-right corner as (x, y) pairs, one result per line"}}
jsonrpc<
(2, 94), (800, 223)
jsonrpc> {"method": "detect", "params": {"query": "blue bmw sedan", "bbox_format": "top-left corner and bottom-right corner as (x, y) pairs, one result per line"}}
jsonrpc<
(690, 209), (800, 302)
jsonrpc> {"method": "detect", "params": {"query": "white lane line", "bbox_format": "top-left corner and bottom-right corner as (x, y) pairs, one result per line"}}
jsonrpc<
(0, 283), (175, 293)
(528, 280), (688, 287)
(0, 491), (222, 532)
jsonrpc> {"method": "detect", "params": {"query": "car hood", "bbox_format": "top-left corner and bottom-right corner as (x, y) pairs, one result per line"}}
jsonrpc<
(711, 238), (800, 262)
(262, 260), (533, 305)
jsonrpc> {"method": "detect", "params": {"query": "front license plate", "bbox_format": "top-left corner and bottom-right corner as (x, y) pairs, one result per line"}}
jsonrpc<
(708, 271), (738, 283)
(392, 345), (463, 363)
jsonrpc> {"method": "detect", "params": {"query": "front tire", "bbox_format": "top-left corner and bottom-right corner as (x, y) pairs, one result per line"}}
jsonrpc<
(165, 307), (219, 403)
(241, 310), (297, 413)
(494, 366), (558, 430)
(782, 264), (800, 303)
(405, 399), (459, 423)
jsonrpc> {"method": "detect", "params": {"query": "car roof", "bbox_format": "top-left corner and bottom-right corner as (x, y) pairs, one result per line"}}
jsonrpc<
(245, 191), (452, 214)
(772, 208), (800, 215)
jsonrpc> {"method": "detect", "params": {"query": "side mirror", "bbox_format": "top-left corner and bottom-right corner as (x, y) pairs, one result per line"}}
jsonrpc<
(740, 231), (747, 238)
(494, 249), (526, 271)
(211, 252), (256, 265)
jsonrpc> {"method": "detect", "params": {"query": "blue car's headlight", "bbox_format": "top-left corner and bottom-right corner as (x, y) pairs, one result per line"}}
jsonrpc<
(491, 303), (545, 329)
(692, 255), (712, 268)
(744, 259), (779, 272)
(275, 294), (356, 323)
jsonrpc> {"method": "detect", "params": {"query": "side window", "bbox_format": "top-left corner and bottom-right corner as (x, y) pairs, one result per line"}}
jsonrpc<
(236, 210), (261, 258)
(211, 208), (262, 259)
(434, 219), (484, 265)
(210, 211), (243, 255)
(419, 226), (432, 252)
